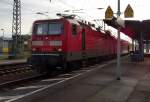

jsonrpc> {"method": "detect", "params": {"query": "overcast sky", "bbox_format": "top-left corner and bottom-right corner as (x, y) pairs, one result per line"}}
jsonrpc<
(0, 0), (149, 38)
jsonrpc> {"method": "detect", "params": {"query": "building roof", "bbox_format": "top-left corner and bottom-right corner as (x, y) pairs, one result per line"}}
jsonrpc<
(0, 37), (12, 41)
(104, 18), (150, 40)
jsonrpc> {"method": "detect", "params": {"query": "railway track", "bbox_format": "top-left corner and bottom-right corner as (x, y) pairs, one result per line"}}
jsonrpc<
(0, 57), (111, 89)
(0, 60), (97, 89)
(0, 74), (43, 88)
(0, 64), (31, 76)
(0, 61), (80, 88)
(0, 61), (111, 102)
(0, 62), (42, 87)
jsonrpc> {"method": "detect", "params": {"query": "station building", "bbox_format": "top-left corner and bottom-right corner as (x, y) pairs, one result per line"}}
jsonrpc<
(0, 37), (12, 53)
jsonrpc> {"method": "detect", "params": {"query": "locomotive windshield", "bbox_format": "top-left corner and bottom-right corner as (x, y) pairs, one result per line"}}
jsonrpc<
(48, 23), (63, 35)
(35, 23), (48, 35)
(34, 22), (63, 35)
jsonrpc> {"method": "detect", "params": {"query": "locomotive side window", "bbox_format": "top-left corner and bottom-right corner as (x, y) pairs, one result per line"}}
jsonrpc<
(72, 24), (77, 35)
(35, 23), (48, 35)
(48, 23), (63, 35)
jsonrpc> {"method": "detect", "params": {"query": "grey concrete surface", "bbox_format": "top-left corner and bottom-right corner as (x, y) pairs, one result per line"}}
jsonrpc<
(10, 57), (150, 102)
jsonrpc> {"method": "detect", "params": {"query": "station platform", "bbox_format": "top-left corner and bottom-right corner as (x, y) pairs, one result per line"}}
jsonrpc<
(11, 56), (150, 102)
(0, 59), (26, 65)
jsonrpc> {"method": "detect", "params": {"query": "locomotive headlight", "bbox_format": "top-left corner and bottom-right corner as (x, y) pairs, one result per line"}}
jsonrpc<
(32, 48), (36, 52)
(58, 48), (62, 52)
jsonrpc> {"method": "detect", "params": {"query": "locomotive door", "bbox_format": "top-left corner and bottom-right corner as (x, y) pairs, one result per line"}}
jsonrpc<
(82, 28), (86, 50)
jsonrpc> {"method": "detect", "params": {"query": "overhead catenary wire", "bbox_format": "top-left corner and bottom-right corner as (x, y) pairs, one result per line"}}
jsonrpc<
(55, 0), (104, 28)
(1, 0), (102, 22)
(57, 0), (75, 9)
(1, 0), (105, 32)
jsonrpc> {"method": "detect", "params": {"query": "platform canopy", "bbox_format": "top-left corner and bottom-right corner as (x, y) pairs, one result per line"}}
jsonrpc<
(104, 18), (150, 40)
(141, 20), (150, 40)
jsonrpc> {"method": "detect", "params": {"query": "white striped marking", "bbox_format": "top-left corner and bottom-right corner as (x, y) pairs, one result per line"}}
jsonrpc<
(58, 73), (72, 76)
(0, 95), (23, 101)
(14, 85), (47, 90)
(42, 78), (68, 82)
(6, 62), (112, 102)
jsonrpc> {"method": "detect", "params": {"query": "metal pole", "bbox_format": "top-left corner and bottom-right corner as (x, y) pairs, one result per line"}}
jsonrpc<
(1, 29), (4, 50)
(12, 0), (21, 58)
(116, 0), (121, 80)
(139, 28), (144, 61)
(2, 29), (4, 49)
(146, 40), (148, 53)
(132, 39), (134, 51)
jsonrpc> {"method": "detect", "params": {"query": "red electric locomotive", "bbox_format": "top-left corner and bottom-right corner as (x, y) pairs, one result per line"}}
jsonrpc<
(28, 15), (130, 73)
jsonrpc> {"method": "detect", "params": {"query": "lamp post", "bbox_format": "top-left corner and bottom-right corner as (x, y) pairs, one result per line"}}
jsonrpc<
(1, 28), (5, 50)
(116, 0), (121, 80)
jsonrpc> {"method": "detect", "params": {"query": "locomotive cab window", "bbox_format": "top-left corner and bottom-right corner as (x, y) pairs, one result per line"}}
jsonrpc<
(72, 24), (77, 35)
(48, 23), (63, 35)
(34, 23), (48, 35)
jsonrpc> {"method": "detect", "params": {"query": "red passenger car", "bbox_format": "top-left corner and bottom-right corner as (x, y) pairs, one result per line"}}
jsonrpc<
(28, 16), (130, 73)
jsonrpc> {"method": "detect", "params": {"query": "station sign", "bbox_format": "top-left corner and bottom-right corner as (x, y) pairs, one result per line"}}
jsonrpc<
(105, 6), (113, 19)
(124, 4), (134, 18)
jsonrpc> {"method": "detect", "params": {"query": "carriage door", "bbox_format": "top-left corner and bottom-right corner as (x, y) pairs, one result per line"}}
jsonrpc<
(82, 28), (86, 50)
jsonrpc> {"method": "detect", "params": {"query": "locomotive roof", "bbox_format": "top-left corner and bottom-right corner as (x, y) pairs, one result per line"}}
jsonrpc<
(34, 18), (94, 27)
(33, 18), (129, 42)
(34, 18), (95, 30)
(34, 18), (117, 36)
(34, 18), (79, 24)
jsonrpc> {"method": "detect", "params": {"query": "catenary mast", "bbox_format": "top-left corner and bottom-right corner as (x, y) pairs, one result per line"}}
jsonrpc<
(12, 0), (21, 58)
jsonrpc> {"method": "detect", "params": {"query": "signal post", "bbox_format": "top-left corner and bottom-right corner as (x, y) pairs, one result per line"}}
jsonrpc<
(105, 1), (134, 80)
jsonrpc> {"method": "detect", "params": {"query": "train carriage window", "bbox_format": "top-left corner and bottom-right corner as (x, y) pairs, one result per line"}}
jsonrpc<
(72, 24), (77, 35)
(35, 23), (48, 35)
